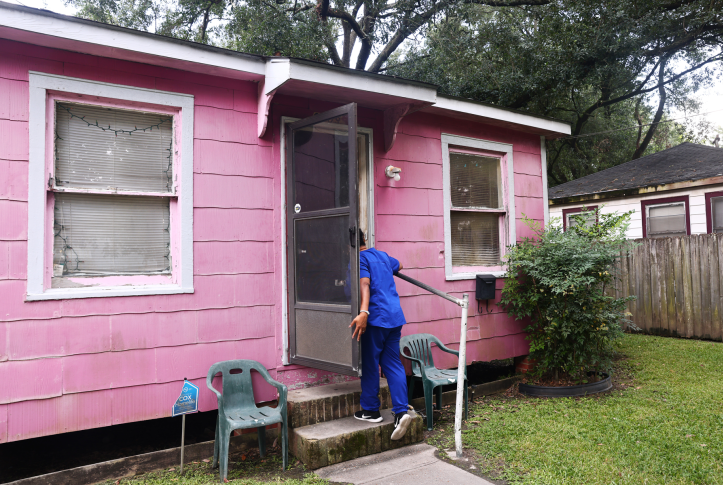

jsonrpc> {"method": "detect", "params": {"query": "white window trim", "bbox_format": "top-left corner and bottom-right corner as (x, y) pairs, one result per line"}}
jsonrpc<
(540, 136), (549, 226)
(27, 72), (195, 300)
(441, 134), (515, 280)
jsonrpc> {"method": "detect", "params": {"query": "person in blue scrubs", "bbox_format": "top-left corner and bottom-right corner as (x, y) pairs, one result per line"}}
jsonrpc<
(350, 230), (412, 440)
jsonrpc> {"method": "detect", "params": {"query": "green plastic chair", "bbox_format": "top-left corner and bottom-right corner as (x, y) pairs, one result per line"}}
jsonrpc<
(400, 333), (468, 431)
(206, 359), (288, 482)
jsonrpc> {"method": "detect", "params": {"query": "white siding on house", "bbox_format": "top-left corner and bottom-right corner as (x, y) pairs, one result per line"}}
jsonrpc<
(549, 183), (723, 239)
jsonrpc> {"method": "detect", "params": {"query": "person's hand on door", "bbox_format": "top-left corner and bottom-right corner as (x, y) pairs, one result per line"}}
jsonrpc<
(350, 312), (368, 341)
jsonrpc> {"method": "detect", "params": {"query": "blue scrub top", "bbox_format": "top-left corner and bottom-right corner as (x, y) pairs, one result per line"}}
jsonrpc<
(359, 248), (406, 328)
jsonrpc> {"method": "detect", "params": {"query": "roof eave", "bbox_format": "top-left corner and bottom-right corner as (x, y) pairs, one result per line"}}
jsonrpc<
(424, 95), (571, 138)
(0, 0), (572, 136)
(549, 175), (723, 205)
(0, 1), (266, 81)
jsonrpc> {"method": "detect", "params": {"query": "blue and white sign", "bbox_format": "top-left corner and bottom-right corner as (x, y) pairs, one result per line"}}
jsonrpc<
(172, 381), (199, 417)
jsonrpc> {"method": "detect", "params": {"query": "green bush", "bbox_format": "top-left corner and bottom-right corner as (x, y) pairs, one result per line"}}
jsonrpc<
(500, 208), (637, 382)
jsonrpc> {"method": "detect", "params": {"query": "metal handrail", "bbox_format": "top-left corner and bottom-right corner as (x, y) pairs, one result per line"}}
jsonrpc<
(394, 272), (464, 307)
(394, 271), (469, 458)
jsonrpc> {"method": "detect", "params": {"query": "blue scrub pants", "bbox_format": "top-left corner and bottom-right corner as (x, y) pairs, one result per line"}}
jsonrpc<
(360, 325), (409, 414)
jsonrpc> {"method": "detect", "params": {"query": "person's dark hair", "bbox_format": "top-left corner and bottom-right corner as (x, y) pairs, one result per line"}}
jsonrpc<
(358, 228), (366, 247)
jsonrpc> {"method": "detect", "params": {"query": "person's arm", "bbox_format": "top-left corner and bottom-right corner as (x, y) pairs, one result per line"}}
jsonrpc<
(350, 277), (370, 341)
(390, 255), (403, 274)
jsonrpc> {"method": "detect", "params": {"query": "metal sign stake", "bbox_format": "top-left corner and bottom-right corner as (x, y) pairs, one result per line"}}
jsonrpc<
(180, 412), (186, 475)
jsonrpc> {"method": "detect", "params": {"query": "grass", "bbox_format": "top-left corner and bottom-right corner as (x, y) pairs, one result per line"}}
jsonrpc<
(99, 448), (330, 485)
(430, 334), (723, 484)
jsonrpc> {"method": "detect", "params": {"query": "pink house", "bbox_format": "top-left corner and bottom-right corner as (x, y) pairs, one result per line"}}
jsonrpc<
(0, 2), (570, 444)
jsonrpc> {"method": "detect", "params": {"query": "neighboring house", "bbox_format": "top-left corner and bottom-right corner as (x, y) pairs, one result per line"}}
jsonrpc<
(549, 143), (723, 238)
(0, 2), (570, 443)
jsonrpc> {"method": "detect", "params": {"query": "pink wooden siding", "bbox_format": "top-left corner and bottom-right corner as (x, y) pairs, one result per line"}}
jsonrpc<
(0, 37), (543, 443)
(386, 112), (538, 369)
(268, 98), (539, 384)
(0, 38), (282, 443)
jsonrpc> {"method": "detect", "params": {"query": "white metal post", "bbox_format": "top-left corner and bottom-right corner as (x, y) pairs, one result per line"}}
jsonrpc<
(455, 293), (469, 458)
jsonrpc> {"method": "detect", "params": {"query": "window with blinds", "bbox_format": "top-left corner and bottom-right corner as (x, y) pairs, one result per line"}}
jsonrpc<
(451, 212), (500, 266)
(646, 203), (687, 238)
(449, 152), (503, 266)
(711, 197), (723, 233)
(450, 153), (501, 208)
(52, 102), (173, 276)
(566, 210), (596, 229)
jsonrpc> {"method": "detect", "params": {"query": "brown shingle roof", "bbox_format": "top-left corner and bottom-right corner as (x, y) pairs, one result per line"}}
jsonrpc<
(550, 143), (723, 200)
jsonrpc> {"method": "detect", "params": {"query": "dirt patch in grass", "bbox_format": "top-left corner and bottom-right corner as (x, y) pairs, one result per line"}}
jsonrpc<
(98, 446), (336, 485)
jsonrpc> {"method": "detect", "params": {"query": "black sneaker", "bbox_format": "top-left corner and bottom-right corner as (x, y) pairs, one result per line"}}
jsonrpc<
(354, 409), (383, 423)
(391, 411), (412, 440)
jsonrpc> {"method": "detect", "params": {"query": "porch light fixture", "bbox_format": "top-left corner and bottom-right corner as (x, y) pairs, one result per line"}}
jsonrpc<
(385, 165), (401, 181)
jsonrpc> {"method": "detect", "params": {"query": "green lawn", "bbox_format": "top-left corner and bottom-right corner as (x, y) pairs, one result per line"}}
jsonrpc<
(437, 334), (723, 484)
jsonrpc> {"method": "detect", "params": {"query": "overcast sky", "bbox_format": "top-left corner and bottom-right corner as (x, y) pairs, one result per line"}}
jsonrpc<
(6, 0), (723, 138)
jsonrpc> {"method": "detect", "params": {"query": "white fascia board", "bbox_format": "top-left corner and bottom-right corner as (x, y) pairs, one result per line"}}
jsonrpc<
(268, 59), (438, 104)
(0, 3), (265, 76)
(264, 58), (292, 94)
(434, 96), (571, 136)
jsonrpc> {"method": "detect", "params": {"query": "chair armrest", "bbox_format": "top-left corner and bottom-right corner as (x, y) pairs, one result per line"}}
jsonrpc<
(255, 367), (289, 411)
(400, 351), (430, 378)
(206, 372), (223, 407)
(435, 342), (459, 357)
(400, 353), (425, 369)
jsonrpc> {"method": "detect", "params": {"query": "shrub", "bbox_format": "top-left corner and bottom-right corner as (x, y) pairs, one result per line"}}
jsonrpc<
(500, 208), (636, 382)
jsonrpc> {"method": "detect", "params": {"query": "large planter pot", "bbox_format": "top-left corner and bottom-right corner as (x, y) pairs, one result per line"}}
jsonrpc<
(518, 373), (612, 397)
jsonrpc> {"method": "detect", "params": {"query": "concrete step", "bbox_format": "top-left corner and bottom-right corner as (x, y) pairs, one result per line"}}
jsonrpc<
(290, 408), (424, 470)
(287, 379), (391, 429)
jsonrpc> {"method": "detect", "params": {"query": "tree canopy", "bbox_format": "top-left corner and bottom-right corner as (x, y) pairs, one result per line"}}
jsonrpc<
(65, 0), (723, 185)
(387, 0), (723, 184)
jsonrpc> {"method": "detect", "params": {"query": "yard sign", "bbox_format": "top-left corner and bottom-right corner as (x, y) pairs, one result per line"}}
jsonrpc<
(172, 381), (199, 416)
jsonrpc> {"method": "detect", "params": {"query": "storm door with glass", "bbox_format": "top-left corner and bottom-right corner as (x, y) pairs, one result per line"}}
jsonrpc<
(286, 103), (360, 375)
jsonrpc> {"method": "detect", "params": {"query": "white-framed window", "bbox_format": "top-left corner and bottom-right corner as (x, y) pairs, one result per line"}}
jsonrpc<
(705, 191), (723, 234)
(27, 72), (195, 300)
(563, 206), (597, 231)
(441, 134), (515, 280)
(642, 196), (689, 239)
(710, 196), (723, 233)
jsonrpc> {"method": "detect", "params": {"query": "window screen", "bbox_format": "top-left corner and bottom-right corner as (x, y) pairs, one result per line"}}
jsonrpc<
(450, 153), (501, 208)
(647, 203), (687, 238)
(53, 102), (173, 276)
(711, 197), (723, 233)
(450, 212), (500, 266)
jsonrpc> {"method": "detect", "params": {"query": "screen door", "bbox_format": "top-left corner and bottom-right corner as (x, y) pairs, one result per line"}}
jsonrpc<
(286, 103), (360, 375)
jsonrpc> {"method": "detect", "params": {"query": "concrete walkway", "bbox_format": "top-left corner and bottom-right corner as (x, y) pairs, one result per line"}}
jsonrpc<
(315, 443), (495, 485)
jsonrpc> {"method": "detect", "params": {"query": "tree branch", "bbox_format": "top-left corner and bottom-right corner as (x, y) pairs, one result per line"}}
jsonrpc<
(367, 4), (444, 72)
(325, 38), (344, 66)
(355, 4), (381, 69)
(463, 0), (550, 4)
(341, 21), (352, 67)
(325, 7), (371, 48)
(632, 56), (669, 159)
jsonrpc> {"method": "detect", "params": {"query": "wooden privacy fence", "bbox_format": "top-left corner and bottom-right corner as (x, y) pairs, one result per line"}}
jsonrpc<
(614, 233), (723, 341)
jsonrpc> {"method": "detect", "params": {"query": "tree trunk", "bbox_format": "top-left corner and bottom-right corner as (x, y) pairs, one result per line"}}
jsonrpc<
(632, 57), (668, 160)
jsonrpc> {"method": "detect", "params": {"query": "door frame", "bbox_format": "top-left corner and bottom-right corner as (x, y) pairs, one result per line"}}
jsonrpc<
(278, 115), (375, 368)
